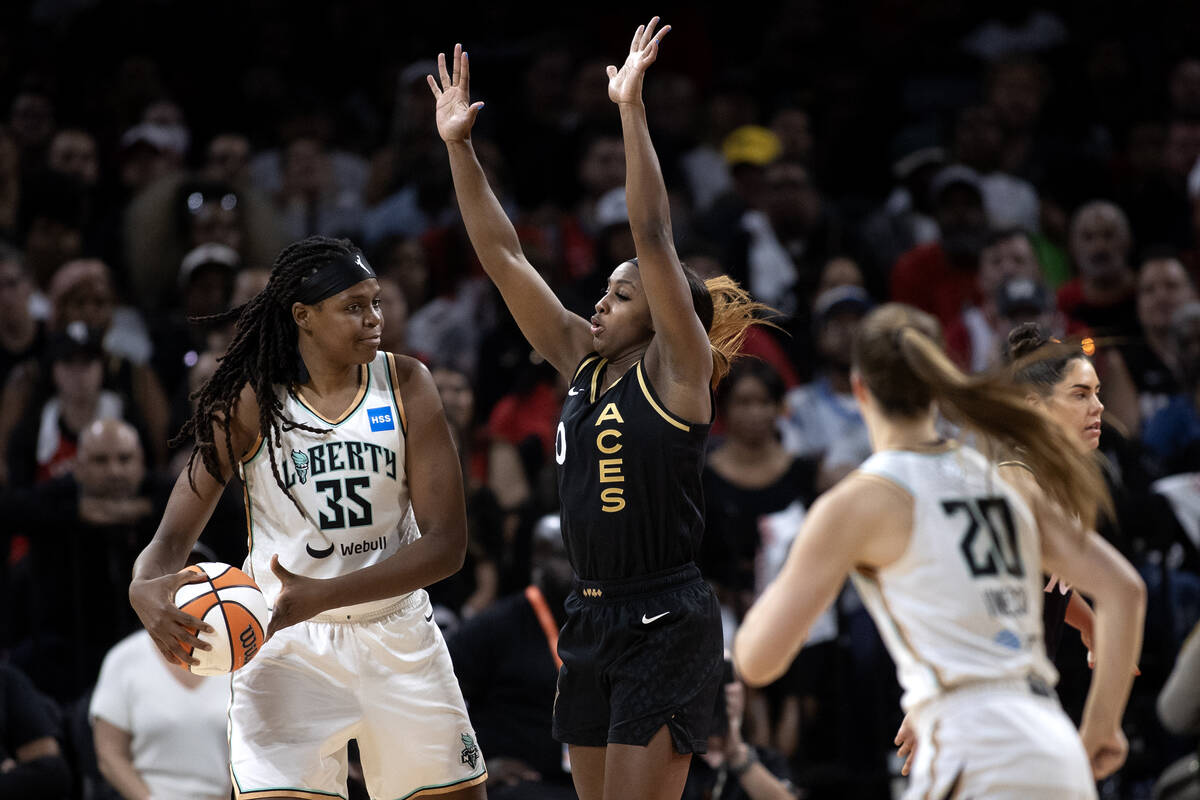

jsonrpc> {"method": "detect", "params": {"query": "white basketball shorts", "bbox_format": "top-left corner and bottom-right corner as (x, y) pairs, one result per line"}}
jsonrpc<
(904, 680), (1097, 800)
(229, 589), (487, 799)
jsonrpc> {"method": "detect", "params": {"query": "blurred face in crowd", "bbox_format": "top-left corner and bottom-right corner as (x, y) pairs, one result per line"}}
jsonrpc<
(120, 142), (175, 191)
(1138, 258), (1195, 336)
(1170, 58), (1200, 117)
(188, 193), (242, 253)
(979, 233), (1039, 298)
(592, 261), (654, 358)
(205, 134), (250, 184)
(26, 218), (83, 286)
(1038, 357), (1104, 452)
(48, 129), (98, 186)
(52, 352), (104, 405)
(376, 275), (408, 353)
(0, 258), (31, 323)
(579, 136), (625, 197)
(1069, 202), (1131, 285)
(9, 91), (54, 150)
(76, 419), (145, 499)
(935, 184), (987, 263)
(56, 261), (115, 331)
(764, 161), (820, 231)
(647, 73), (699, 142)
(818, 308), (864, 371)
(283, 137), (329, 198)
(378, 237), (430, 306)
(432, 366), (474, 434)
(770, 108), (813, 162)
(1165, 120), (1200, 179)
(954, 105), (1004, 171)
(817, 257), (864, 294)
(721, 371), (782, 447)
(988, 60), (1046, 133)
(231, 267), (270, 308)
(183, 264), (233, 319)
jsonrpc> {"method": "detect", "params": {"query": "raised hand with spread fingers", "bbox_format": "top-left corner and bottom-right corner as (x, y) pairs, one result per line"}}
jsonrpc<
(607, 16), (671, 106)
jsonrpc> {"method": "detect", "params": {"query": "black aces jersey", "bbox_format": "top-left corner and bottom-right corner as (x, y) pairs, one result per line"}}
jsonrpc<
(555, 354), (711, 581)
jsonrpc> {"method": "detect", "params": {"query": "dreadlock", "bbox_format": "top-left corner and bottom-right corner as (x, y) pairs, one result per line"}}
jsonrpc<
(173, 235), (362, 517)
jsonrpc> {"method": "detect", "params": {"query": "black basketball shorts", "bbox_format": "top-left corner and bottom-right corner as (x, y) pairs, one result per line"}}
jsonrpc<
(551, 563), (723, 754)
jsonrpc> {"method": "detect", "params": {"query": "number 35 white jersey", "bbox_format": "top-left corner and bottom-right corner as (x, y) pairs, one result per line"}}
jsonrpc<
(850, 445), (1058, 712)
(239, 352), (420, 619)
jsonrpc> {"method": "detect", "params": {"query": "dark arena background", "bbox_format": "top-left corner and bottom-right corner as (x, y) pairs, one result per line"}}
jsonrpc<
(1, 1), (1199, 798)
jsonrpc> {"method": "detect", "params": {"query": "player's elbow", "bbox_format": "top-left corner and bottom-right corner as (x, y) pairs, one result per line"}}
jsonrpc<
(434, 528), (468, 579)
(732, 630), (788, 689)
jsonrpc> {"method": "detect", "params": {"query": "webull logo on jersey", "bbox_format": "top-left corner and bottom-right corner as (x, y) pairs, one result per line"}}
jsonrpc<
(281, 440), (398, 488)
(368, 406), (395, 432)
(291, 449), (310, 484)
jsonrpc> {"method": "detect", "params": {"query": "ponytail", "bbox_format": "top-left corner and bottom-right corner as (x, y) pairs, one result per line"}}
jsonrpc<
(700, 275), (778, 389)
(855, 304), (1111, 528)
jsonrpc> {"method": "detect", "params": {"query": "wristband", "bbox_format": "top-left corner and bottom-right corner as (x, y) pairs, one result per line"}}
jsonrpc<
(729, 747), (758, 777)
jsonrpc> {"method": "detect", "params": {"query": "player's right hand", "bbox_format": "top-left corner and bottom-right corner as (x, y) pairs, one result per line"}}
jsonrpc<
(428, 44), (484, 143)
(894, 713), (917, 776)
(129, 568), (214, 667)
(1079, 722), (1128, 780)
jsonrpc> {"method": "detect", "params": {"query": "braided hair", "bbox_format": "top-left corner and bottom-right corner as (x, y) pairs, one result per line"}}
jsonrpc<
(174, 236), (362, 516)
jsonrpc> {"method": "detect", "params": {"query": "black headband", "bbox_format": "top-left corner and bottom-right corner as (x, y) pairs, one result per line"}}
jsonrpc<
(294, 252), (377, 305)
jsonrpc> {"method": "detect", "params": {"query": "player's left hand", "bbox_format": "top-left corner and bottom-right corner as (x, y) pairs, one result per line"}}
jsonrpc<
(894, 713), (917, 776)
(266, 554), (326, 640)
(607, 16), (671, 105)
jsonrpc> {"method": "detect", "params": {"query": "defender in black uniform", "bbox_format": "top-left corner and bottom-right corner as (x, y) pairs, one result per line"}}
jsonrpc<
(430, 20), (772, 800)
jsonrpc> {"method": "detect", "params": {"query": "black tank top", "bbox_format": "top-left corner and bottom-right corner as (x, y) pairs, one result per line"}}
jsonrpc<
(555, 354), (711, 581)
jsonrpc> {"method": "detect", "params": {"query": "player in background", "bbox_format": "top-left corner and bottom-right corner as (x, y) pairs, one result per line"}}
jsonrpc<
(735, 304), (1145, 799)
(429, 18), (772, 800)
(129, 235), (486, 800)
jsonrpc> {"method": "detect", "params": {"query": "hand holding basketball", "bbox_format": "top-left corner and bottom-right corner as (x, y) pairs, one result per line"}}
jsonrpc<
(130, 566), (214, 667)
(266, 554), (326, 641)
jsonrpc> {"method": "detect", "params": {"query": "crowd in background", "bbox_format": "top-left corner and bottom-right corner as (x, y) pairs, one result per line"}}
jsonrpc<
(1, 0), (1200, 798)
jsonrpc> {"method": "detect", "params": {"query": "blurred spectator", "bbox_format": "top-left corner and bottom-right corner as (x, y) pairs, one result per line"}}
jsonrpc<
(1057, 200), (1140, 339)
(45, 129), (98, 188)
(781, 286), (873, 490)
(0, 664), (71, 798)
(704, 359), (817, 616)
(116, 122), (186, 196)
(445, 522), (575, 799)
(944, 228), (1043, 370)
(953, 104), (1040, 232)
(1158, 621), (1200, 737)
(0, 126), (19, 240)
(1, 419), (166, 703)
(8, 81), (56, 163)
(961, 6), (1067, 62)
(49, 258), (151, 367)
(986, 58), (1051, 181)
(890, 165), (988, 330)
(0, 243), (45, 390)
(1123, 254), (1198, 426)
(376, 273), (410, 356)
(90, 624), (231, 800)
(858, 142), (945, 282)
(201, 132), (251, 186)
(2, 323), (139, 487)
(1144, 303), (1200, 472)
(684, 675), (800, 800)
(19, 170), (86, 290)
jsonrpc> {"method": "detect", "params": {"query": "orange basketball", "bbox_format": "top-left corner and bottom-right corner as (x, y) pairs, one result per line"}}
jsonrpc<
(173, 562), (270, 676)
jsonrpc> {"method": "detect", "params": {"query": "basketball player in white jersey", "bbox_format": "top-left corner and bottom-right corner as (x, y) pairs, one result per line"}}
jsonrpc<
(129, 236), (487, 799)
(734, 303), (1145, 799)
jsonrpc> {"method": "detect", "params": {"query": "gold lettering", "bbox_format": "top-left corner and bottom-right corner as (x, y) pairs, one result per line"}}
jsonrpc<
(598, 458), (624, 483)
(595, 403), (625, 426)
(596, 429), (622, 454)
(601, 487), (626, 513)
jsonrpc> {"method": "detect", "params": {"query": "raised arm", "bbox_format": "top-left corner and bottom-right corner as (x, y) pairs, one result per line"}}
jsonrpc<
(609, 19), (713, 411)
(428, 45), (592, 378)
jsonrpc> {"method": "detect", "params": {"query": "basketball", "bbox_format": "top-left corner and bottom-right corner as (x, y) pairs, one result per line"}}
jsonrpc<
(173, 562), (270, 676)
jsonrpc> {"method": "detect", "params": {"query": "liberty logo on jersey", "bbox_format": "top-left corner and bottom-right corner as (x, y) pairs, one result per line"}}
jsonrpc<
(367, 406), (394, 432)
(460, 733), (480, 770)
(291, 449), (310, 484)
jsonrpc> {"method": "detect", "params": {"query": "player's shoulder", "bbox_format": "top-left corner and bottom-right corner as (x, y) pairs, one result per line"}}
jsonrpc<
(384, 352), (435, 391)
